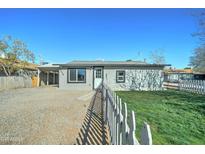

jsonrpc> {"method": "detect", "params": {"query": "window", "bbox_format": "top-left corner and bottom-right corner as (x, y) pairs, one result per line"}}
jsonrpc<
(116, 71), (125, 83)
(96, 69), (102, 78)
(78, 69), (86, 81)
(68, 68), (86, 83)
(70, 69), (76, 81)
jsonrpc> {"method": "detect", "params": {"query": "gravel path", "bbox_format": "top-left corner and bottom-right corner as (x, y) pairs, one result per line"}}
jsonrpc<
(0, 87), (94, 144)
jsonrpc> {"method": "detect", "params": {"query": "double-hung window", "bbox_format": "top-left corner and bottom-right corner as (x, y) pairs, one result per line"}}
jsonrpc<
(68, 68), (86, 83)
(116, 71), (125, 83)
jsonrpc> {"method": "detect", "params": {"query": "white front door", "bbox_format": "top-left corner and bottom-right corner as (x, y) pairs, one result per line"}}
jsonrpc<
(94, 67), (103, 89)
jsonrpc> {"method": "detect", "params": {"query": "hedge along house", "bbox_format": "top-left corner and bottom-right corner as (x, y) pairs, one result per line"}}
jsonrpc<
(57, 60), (170, 91)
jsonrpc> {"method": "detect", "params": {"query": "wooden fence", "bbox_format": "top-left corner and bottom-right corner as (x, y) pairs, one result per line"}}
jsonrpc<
(179, 80), (205, 95)
(101, 83), (152, 145)
(0, 76), (32, 90)
(163, 82), (179, 90)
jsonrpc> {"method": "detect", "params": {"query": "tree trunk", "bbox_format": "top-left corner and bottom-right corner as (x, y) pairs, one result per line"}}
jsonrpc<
(0, 62), (9, 76)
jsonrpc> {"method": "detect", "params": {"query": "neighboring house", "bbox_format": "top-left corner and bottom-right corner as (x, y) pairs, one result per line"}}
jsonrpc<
(164, 73), (194, 83)
(193, 72), (205, 80)
(38, 60), (169, 91)
(164, 68), (205, 83)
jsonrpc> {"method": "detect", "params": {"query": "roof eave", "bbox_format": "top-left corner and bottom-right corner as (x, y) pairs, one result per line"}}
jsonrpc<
(58, 64), (171, 67)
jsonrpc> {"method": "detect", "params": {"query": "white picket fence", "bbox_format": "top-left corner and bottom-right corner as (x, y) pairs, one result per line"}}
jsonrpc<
(179, 80), (205, 95)
(101, 83), (152, 145)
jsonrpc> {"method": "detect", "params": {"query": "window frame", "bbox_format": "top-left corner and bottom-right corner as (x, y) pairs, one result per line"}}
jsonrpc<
(95, 68), (102, 78)
(116, 70), (125, 83)
(67, 68), (86, 83)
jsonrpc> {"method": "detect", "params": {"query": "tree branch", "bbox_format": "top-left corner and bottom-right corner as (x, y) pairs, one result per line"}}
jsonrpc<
(0, 62), (9, 76)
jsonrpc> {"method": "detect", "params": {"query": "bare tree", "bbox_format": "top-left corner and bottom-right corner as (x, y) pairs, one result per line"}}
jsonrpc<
(192, 10), (205, 42)
(190, 10), (205, 73)
(0, 35), (35, 76)
(190, 46), (205, 73)
(150, 49), (166, 64)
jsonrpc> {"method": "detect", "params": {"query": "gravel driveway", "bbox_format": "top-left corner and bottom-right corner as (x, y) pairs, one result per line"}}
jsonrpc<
(0, 87), (94, 144)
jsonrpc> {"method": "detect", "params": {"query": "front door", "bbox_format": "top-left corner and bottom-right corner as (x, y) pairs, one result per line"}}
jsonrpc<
(94, 67), (103, 89)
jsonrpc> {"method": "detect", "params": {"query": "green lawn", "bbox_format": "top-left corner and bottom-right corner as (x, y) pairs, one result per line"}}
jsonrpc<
(116, 90), (205, 145)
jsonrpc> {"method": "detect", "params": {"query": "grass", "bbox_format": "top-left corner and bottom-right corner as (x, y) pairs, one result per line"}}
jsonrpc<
(116, 90), (205, 145)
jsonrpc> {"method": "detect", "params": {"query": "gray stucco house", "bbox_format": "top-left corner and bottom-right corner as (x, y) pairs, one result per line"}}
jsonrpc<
(37, 60), (169, 91)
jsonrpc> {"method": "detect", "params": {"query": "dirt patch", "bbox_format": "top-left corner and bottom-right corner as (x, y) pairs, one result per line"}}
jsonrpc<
(0, 87), (94, 144)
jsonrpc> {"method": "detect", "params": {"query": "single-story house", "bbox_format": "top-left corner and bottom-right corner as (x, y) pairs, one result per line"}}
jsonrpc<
(164, 72), (194, 83)
(37, 60), (170, 91)
(164, 68), (205, 83)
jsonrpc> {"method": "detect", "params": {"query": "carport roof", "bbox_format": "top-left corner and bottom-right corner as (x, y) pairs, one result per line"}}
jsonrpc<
(38, 64), (59, 71)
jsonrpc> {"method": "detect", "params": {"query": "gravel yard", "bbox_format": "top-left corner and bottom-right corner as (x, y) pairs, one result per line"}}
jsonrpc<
(0, 87), (94, 144)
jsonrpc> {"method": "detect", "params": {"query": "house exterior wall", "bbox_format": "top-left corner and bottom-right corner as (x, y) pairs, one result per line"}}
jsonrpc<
(59, 67), (93, 91)
(103, 66), (164, 91)
(59, 66), (165, 91)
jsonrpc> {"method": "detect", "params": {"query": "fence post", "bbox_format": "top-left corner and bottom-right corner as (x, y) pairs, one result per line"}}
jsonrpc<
(110, 93), (114, 144)
(199, 80), (201, 94)
(116, 95), (119, 144)
(105, 89), (108, 123)
(200, 80), (202, 94)
(178, 80), (181, 90)
(197, 80), (199, 94)
(196, 80), (198, 93)
(115, 95), (118, 144)
(108, 94), (113, 143)
(140, 122), (152, 145)
(122, 102), (128, 144)
(112, 93), (117, 145)
(184, 80), (185, 91)
(128, 111), (138, 145)
(191, 80), (193, 93)
(187, 80), (189, 91)
(118, 98), (122, 145)
(189, 80), (191, 91)
(201, 80), (203, 94)
(204, 81), (205, 95)
(181, 80), (183, 90)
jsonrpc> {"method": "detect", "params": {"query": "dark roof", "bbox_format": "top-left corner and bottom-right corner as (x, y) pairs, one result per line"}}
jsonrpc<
(58, 60), (171, 67)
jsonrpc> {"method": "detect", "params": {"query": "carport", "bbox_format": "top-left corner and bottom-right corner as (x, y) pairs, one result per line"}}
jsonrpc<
(37, 64), (59, 87)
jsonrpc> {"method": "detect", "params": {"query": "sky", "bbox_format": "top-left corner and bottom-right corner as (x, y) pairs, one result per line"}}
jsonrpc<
(0, 8), (201, 68)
